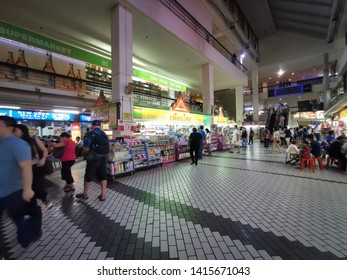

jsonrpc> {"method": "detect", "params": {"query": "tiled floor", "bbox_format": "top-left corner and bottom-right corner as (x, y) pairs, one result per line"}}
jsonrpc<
(2, 142), (347, 260)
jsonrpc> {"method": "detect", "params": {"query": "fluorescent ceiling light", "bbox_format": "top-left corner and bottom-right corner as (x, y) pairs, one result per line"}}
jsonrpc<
(0, 105), (20, 109)
(133, 66), (190, 87)
(278, 69), (284, 76)
(240, 53), (245, 59)
(53, 109), (80, 114)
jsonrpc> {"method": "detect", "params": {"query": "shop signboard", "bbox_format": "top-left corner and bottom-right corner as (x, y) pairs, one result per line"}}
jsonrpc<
(132, 68), (187, 91)
(11, 110), (74, 121)
(0, 109), (10, 116)
(340, 109), (347, 118)
(133, 106), (208, 123)
(71, 122), (81, 140)
(292, 111), (325, 120)
(214, 116), (229, 124)
(80, 114), (92, 122)
(91, 105), (109, 121)
(118, 119), (136, 132)
(0, 22), (111, 68)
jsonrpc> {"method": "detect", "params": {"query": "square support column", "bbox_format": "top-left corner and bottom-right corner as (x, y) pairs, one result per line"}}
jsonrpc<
(252, 69), (259, 123)
(202, 63), (214, 125)
(111, 4), (133, 137)
(235, 84), (244, 125)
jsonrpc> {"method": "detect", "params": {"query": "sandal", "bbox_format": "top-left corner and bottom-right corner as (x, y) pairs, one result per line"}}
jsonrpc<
(76, 193), (89, 200)
(98, 195), (105, 201)
(64, 186), (75, 193)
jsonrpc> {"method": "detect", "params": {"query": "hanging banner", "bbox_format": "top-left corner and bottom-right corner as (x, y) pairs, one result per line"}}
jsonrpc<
(91, 105), (109, 121)
(108, 103), (118, 129)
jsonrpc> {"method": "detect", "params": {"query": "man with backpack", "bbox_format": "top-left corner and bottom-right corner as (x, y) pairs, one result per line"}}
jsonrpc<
(76, 120), (109, 201)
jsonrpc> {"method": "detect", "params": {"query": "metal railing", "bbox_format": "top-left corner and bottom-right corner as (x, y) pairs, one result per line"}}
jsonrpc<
(160, 0), (247, 73)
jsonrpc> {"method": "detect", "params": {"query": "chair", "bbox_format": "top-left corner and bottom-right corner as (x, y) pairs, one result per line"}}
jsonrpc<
(301, 157), (315, 173)
(313, 156), (324, 171)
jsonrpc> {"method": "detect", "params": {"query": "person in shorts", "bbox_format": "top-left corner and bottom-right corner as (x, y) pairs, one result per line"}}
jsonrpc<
(76, 120), (109, 201)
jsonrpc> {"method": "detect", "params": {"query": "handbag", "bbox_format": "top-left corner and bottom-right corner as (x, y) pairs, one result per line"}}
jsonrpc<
(17, 204), (43, 248)
(53, 146), (64, 159)
(43, 158), (54, 175)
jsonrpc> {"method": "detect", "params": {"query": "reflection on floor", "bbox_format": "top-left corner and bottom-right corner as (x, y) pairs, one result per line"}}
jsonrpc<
(2, 143), (347, 260)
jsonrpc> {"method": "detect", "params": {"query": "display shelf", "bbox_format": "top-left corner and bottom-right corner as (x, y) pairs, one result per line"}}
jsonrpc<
(217, 135), (231, 151)
(175, 135), (190, 161)
(125, 141), (148, 170)
(107, 145), (134, 179)
(145, 143), (163, 168)
(158, 135), (176, 164)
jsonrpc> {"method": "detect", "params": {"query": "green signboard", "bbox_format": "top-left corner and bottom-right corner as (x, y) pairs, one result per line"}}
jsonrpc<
(0, 21), (112, 69)
(133, 68), (187, 91)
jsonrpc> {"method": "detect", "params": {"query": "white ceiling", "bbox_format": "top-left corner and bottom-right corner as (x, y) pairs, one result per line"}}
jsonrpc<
(1, 0), (345, 95)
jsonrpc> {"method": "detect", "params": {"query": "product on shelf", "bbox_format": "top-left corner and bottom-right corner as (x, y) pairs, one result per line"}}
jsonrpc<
(107, 144), (134, 176)
(146, 143), (163, 167)
(175, 134), (190, 161)
(217, 134), (231, 151)
(158, 135), (176, 164)
(129, 141), (148, 170)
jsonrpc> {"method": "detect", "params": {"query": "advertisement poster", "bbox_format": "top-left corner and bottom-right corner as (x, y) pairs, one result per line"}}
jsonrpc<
(0, 38), (86, 91)
(108, 103), (118, 129)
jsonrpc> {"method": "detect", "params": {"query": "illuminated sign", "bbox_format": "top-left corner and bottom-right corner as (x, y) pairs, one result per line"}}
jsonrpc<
(0, 109), (10, 116)
(133, 106), (208, 123)
(275, 85), (303, 96)
(214, 116), (229, 124)
(11, 110), (74, 121)
(171, 92), (190, 112)
(292, 111), (325, 120)
(80, 114), (92, 122)
(91, 105), (109, 121)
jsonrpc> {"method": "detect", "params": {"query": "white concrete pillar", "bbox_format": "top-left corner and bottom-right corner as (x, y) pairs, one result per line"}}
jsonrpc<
(202, 63), (214, 125)
(111, 4), (133, 137)
(252, 69), (259, 123)
(235, 84), (244, 125)
(261, 81), (268, 100)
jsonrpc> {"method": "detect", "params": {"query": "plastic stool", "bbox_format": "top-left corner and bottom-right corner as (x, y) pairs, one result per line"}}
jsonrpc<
(313, 156), (324, 171)
(301, 158), (314, 173)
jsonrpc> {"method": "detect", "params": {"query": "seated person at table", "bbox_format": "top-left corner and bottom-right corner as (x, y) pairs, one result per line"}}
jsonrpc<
(327, 135), (347, 171)
(286, 140), (300, 164)
(306, 134), (322, 157)
(300, 144), (311, 159)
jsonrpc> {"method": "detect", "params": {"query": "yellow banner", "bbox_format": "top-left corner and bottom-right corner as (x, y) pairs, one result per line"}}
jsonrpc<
(340, 109), (347, 118)
(133, 106), (208, 123)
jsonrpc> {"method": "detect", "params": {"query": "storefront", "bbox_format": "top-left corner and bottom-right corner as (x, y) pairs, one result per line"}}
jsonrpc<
(292, 111), (325, 126)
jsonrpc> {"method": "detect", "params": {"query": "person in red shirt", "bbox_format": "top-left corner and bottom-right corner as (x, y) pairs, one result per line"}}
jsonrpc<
(52, 132), (76, 192)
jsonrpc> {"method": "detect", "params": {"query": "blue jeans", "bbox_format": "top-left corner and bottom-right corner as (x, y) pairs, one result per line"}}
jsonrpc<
(0, 190), (26, 258)
(242, 138), (247, 149)
(199, 143), (204, 159)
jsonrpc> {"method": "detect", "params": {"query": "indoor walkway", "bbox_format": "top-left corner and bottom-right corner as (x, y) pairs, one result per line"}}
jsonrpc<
(2, 142), (347, 260)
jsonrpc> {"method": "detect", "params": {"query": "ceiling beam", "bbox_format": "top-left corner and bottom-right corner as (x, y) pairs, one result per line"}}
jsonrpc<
(271, 7), (331, 19)
(274, 15), (329, 28)
(270, 0), (333, 8)
(279, 25), (327, 38)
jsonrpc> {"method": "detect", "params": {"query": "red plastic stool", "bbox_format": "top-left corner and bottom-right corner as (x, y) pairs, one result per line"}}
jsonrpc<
(313, 156), (324, 171)
(301, 158), (315, 172)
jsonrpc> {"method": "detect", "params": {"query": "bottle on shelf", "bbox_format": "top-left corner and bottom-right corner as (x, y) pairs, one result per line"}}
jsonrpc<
(5, 51), (16, 79)
(67, 63), (76, 89)
(16, 49), (29, 79)
(43, 53), (56, 88)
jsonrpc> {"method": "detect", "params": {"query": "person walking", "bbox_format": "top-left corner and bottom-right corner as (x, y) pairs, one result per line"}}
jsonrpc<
(75, 136), (84, 158)
(272, 128), (282, 153)
(76, 120), (109, 201)
(241, 127), (247, 150)
(189, 127), (202, 165)
(248, 127), (254, 146)
(14, 124), (52, 209)
(198, 125), (206, 159)
(52, 132), (76, 193)
(205, 128), (212, 156)
(0, 116), (34, 260)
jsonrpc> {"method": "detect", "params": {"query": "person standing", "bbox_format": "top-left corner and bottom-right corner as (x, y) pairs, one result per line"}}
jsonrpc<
(198, 125), (206, 160)
(76, 120), (109, 201)
(0, 116), (34, 260)
(284, 126), (291, 148)
(248, 127), (254, 146)
(230, 125), (240, 153)
(263, 127), (270, 148)
(189, 127), (202, 165)
(205, 128), (212, 156)
(52, 132), (76, 193)
(14, 124), (51, 209)
(75, 136), (84, 158)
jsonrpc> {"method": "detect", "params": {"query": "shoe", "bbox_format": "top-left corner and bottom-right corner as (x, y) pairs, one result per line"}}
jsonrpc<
(64, 186), (75, 193)
(229, 151), (234, 153)
(44, 201), (53, 209)
(195, 162), (198, 165)
(98, 195), (105, 201)
(76, 193), (89, 200)
(191, 162), (194, 165)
